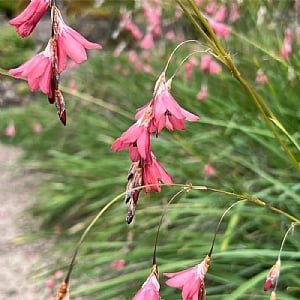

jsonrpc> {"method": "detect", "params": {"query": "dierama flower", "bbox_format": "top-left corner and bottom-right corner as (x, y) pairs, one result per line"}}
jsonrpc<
(132, 264), (160, 300)
(111, 106), (153, 161)
(5, 124), (16, 137)
(264, 259), (281, 291)
(9, 0), (50, 37)
(52, 6), (102, 73)
(164, 255), (210, 300)
(200, 54), (222, 74)
(280, 28), (292, 60)
(9, 39), (53, 97)
(135, 73), (199, 134)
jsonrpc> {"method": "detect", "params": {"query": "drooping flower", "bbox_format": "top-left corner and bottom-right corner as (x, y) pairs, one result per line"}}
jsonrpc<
(203, 163), (216, 176)
(280, 28), (292, 60)
(9, 39), (53, 97)
(132, 264), (160, 300)
(140, 32), (154, 49)
(197, 84), (208, 101)
(143, 153), (173, 193)
(111, 106), (153, 160)
(264, 259), (281, 292)
(164, 255), (210, 300)
(135, 74), (199, 134)
(255, 69), (268, 85)
(5, 124), (16, 137)
(9, 0), (50, 37)
(52, 6), (102, 73)
(200, 54), (222, 74)
(208, 19), (230, 38)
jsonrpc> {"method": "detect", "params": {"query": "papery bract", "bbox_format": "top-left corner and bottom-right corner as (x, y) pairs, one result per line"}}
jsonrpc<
(264, 259), (281, 291)
(132, 265), (160, 300)
(164, 255), (210, 300)
(9, 0), (50, 37)
(52, 6), (102, 73)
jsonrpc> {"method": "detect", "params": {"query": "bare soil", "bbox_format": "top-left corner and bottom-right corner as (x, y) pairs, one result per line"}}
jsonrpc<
(0, 144), (49, 299)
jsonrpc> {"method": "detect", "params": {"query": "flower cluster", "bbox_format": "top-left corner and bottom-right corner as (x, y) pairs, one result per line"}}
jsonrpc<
(8, 0), (101, 125)
(112, 72), (199, 223)
(133, 256), (210, 300)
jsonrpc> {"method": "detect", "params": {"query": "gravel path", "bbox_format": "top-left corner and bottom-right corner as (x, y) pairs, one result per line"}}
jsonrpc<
(0, 144), (48, 299)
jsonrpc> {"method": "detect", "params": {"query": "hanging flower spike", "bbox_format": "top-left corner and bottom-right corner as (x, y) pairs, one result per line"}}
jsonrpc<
(9, 39), (54, 97)
(111, 106), (153, 160)
(264, 259), (281, 291)
(9, 0), (50, 37)
(164, 255), (210, 300)
(51, 6), (102, 73)
(132, 264), (160, 300)
(135, 73), (199, 134)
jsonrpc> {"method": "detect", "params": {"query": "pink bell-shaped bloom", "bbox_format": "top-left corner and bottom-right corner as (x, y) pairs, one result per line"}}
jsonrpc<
(5, 124), (16, 137)
(136, 75), (199, 134)
(140, 33), (154, 49)
(264, 259), (280, 291)
(9, 40), (53, 97)
(9, 0), (50, 37)
(143, 153), (172, 193)
(164, 255), (210, 300)
(52, 6), (102, 73)
(132, 265), (160, 300)
(200, 54), (222, 74)
(208, 19), (230, 38)
(280, 28), (292, 60)
(197, 84), (208, 101)
(111, 106), (153, 160)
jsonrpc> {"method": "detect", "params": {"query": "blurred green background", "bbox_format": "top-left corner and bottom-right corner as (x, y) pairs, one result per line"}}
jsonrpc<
(0, 0), (299, 299)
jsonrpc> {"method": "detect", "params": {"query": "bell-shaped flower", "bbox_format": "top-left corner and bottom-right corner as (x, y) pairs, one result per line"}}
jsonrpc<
(136, 74), (199, 134)
(112, 107), (153, 160)
(264, 259), (281, 292)
(164, 255), (210, 300)
(9, 0), (50, 37)
(143, 153), (172, 193)
(9, 39), (53, 97)
(132, 265), (160, 300)
(52, 6), (102, 73)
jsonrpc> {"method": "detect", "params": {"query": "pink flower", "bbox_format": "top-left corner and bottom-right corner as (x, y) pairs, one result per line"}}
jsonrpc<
(32, 122), (43, 133)
(132, 265), (160, 300)
(280, 28), (292, 60)
(264, 259), (280, 291)
(255, 69), (268, 85)
(9, 0), (50, 37)
(203, 163), (215, 176)
(208, 19), (230, 38)
(164, 255), (210, 300)
(135, 75), (199, 134)
(111, 259), (126, 270)
(45, 279), (55, 289)
(140, 33), (154, 49)
(9, 40), (53, 97)
(200, 54), (222, 74)
(197, 84), (208, 101)
(111, 107), (153, 160)
(214, 5), (227, 22)
(52, 6), (102, 73)
(143, 153), (172, 193)
(5, 124), (16, 137)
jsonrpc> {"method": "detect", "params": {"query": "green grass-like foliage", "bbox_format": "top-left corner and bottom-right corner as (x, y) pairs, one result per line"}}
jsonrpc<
(0, 0), (299, 299)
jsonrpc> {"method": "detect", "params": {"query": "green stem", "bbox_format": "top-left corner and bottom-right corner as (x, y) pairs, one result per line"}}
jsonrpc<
(176, 0), (299, 170)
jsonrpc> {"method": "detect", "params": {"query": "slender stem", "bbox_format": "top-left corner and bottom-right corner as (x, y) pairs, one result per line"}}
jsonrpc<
(177, 0), (300, 169)
(152, 189), (185, 265)
(208, 200), (245, 257)
(63, 192), (125, 283)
